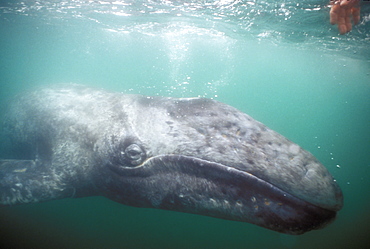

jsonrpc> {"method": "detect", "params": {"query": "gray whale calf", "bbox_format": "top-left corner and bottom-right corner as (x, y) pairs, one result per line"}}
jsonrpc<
(0, 84), (343, 234)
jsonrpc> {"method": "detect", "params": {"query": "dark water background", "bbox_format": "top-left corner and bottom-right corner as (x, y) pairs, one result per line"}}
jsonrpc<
(0, 1), (369, 248)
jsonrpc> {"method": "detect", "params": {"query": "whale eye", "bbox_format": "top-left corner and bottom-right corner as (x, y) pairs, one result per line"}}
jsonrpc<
(124, 144), (145, 166)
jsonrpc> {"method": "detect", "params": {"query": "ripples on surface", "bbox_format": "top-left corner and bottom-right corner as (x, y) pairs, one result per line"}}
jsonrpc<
(0, 0), (369, 59)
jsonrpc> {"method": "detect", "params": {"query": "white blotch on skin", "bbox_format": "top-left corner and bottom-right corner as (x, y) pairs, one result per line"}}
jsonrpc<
(288, 144), (300, 155)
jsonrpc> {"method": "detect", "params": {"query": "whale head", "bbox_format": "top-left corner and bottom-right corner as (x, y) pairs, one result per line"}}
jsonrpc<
(0, 85), (343, 234)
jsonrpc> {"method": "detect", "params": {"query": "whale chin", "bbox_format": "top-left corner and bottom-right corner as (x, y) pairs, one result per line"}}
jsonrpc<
(106, 155), (337, 235)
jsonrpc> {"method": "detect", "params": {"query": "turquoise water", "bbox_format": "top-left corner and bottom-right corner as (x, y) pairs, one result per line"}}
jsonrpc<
(0, 1), (369, 248)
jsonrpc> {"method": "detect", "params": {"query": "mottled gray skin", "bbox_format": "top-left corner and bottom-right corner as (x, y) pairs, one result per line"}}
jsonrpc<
(0, 84), (343, 234)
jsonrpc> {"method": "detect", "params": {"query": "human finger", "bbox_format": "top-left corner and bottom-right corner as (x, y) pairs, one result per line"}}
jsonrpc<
(330, 4), (340, 25)
(352, 6), (360, 25)
(337, 8), (349, 34)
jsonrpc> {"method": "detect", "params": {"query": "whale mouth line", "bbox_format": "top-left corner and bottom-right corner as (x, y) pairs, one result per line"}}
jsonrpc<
(109, 154), (331, 212)
(108, 154), (337, 234)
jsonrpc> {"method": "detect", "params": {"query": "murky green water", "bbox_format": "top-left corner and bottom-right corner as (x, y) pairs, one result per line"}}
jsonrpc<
(0, 1), (369, 248)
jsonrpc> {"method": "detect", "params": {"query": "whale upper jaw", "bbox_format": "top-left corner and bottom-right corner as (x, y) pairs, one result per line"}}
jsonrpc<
(105, 154), (339, 235)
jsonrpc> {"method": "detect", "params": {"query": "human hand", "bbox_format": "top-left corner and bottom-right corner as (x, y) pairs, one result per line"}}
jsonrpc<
(330, 0), (360, 34)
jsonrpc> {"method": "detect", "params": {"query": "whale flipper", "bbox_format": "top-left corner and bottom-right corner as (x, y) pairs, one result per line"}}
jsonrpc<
(0, 160), (75, 205)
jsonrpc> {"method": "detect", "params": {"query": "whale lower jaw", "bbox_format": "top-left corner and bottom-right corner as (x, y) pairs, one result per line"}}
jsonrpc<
(107, 155), (337, 235)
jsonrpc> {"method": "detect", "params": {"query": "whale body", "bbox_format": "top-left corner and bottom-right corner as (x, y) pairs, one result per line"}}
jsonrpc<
(0, 84), (343, 234)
